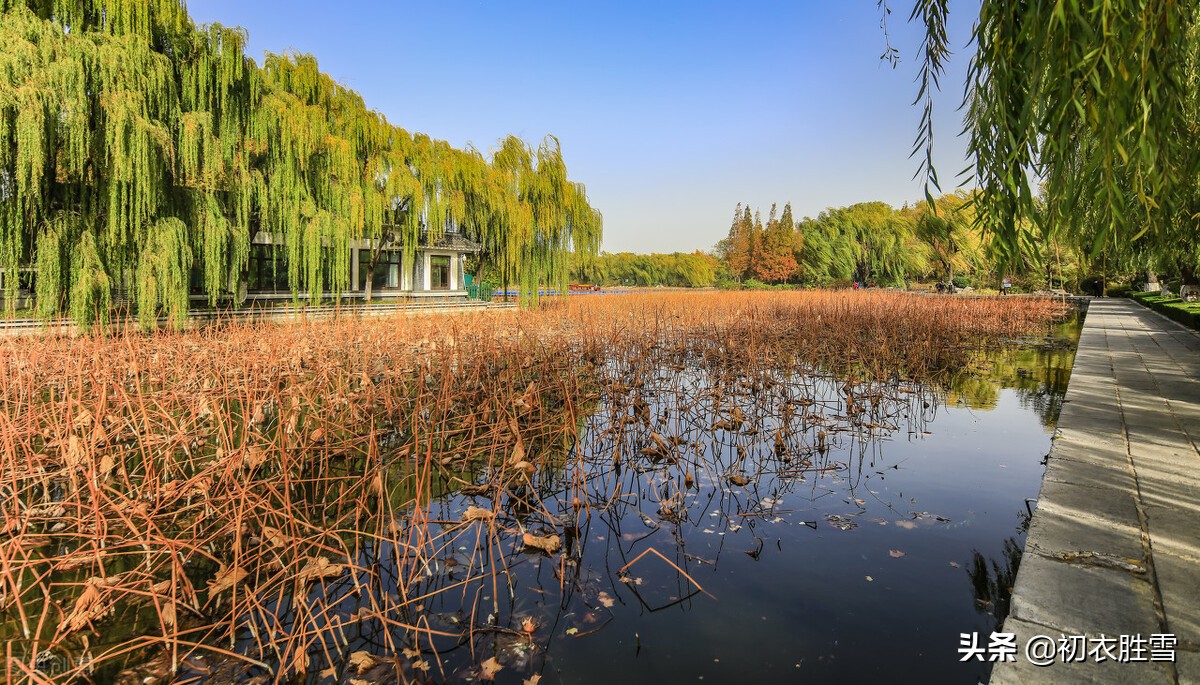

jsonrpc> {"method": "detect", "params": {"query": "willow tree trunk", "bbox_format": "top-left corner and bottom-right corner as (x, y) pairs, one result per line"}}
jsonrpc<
(363, 235), (391, 303)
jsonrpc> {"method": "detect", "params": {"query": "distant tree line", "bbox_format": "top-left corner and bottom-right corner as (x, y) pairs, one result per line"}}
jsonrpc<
(570, 251), (718, 288)
(711, 192), (1143, 293)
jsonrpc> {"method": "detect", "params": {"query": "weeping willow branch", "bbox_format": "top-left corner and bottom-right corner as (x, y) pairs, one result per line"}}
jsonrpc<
(0, 0), (602, 326)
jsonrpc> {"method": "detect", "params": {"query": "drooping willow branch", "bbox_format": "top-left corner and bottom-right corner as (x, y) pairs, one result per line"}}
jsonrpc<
(0, 0), (602, 327)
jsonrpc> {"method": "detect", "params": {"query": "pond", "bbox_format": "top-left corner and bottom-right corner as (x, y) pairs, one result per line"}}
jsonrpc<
(180, 310), (1081, 684)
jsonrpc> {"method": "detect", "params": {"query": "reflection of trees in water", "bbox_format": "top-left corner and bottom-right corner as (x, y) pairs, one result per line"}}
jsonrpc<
(941, 315), (1081, 427)
(967, 537), (1023, 629)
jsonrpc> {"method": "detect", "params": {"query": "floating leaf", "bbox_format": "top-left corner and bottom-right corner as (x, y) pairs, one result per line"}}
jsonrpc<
(889, 549), (905, 558)
(522, 533), (562, 554)
(597, 591), (614, 608)
(63, 579), (111, 633)
(825, 514), (858, 531)
(296, 556), (343, 584)
(480, 656), (503, 680)
(894, 520), (919, 530)
(463, 506), (496, 522)
(208, 565), (248, 595)
(348, 651), (379, 674)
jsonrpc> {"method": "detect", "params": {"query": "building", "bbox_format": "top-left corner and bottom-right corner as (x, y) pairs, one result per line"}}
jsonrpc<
(244, 230), (484, 302)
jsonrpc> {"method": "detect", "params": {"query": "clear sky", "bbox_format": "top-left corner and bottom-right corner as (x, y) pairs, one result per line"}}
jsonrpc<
(188, 1), (980, 254)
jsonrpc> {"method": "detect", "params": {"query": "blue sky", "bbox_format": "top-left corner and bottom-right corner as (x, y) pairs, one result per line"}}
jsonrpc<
(188, 1), (980, 253)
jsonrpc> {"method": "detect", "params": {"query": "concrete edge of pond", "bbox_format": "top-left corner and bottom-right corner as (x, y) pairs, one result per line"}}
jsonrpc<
(990, 298), (1200, 684)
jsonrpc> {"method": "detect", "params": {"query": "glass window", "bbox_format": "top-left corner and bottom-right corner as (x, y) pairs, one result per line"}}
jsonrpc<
(248, 244), (289, 293)
(430, 255), (450, 290)
(361, 250), (402, 290)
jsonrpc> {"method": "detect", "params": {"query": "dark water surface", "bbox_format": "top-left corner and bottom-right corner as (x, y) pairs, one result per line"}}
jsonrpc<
(527, 317), (1080, 684)
(185, 313), (1081, 684)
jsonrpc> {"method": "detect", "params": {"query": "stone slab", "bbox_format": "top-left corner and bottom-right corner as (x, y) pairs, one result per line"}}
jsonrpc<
(1008, 554), (1160, 637)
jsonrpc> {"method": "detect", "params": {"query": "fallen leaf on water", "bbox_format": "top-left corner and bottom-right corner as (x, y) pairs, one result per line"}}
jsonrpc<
(508, 442), (526, 466)
(522, 533), (562, 554)
(296, 556), (343, 584)
(949, 561), (960, 568)
(401, 647), (421, 659)
(63, 579), (110, 633)
(597, 591), (614, 608)
(894, 520), (918, 530)
(889, 549), (905, 558)
(566, 627), (579, 635)
(865, 576), (874, 582)
(348, 651), (379, 674)
(727, 474), (750, 487)
(64, 435), (86, 469)
(463, 506), (496, 522)
(522, 617), (537, 634)
(207, 565), (248, 595)
(262, 526), (288, 548)
(524, 676), (542, 685)
(98, 452), (115, 480)
(412, 660), (430, 672)
(480, 656), (503, 680)
(824, 514), (857, 531)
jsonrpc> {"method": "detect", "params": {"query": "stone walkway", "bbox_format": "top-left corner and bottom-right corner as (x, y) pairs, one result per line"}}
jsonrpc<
(992, 299), (1200, 683)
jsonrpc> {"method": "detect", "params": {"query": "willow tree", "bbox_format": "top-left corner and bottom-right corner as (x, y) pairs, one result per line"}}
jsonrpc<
(1, 0), (601, 327)
(914, 192), (980, 287)
(906, 0), (1200, 281)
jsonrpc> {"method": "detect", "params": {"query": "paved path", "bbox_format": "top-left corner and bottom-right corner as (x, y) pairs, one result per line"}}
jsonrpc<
(992, 299), (1200, 683)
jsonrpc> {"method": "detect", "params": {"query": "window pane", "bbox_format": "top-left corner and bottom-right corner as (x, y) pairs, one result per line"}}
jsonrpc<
(431, 255), (450, 290)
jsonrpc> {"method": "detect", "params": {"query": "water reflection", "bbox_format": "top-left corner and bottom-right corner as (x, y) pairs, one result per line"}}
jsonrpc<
(968, 537), (1024, 629)
(942, 312), (1081, 426)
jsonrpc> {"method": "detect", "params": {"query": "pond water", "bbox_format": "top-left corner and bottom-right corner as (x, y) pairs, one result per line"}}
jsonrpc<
(172, 311), (1083, 684)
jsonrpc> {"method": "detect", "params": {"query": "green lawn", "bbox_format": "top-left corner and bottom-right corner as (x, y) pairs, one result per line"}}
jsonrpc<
(1129, 291), (1200, 332)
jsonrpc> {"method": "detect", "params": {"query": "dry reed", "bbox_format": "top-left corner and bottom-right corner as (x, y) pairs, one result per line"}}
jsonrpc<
(0, 291), (1068, 683)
